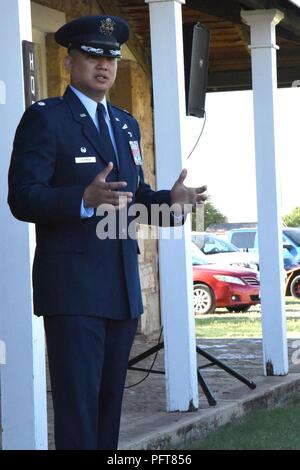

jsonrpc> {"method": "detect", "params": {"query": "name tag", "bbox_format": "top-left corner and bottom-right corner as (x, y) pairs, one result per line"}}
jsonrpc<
(75, 157), (96, 164)
(129, 141), (143, 165)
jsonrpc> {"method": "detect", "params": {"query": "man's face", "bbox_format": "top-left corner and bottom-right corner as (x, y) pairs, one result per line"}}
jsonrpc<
(65, 50), (118, 101)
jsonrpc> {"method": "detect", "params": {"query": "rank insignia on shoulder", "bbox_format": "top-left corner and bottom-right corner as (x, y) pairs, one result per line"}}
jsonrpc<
(38, 101), (46, 106)
(122, 124), (128, 130)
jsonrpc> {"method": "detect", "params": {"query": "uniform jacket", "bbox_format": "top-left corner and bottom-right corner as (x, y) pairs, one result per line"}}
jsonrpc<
(8, 86), (173, 319)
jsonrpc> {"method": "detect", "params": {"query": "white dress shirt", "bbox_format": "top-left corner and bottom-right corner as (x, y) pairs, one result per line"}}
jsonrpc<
(69, 85), (119, 218)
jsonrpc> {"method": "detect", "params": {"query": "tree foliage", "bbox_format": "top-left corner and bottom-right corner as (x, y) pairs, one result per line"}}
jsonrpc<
(283, 207), (300, 227)
(191, 200), (228, 231)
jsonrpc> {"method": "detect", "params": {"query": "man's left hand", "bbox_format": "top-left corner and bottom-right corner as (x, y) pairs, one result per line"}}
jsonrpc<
(170, 169), (207, 214)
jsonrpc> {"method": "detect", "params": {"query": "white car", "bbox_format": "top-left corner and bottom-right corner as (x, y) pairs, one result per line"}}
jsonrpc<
(191, 232), (259, 271)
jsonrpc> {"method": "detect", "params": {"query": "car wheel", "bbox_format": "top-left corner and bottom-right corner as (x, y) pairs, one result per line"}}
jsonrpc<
(290, 275), (300, 299)
(226, 305), (251, 313)
(193, 283), (215, 315)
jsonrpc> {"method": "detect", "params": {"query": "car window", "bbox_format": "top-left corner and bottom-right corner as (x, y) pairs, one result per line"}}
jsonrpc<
(191, 233), (205, 250)
(230, 231), (256, 249)
(202, 236), (238, 255)
(190, 242), (209, 265)
(284, 229), (300, 247)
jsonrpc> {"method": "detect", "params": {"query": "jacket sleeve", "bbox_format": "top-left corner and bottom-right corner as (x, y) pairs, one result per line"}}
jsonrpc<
(8, 105), (85, 226)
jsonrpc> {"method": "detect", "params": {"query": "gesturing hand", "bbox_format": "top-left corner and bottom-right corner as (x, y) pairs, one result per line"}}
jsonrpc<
(170, 169), (207, 213)
(83, 162), (133, 210)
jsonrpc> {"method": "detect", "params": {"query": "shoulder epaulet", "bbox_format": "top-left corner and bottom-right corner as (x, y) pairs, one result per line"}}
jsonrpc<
(111, 104), (133, 117)
(31, 96), (64, 110)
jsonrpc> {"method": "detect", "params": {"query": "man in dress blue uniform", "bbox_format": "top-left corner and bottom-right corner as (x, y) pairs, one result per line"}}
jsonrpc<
(8, 15), (207, 450)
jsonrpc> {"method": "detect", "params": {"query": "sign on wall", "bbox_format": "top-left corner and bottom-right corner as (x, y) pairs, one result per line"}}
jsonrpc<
(22, 40), (40, 108)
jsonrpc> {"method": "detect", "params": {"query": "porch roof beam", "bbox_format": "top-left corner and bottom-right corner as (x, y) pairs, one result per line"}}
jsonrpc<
(186, 0), (300, 42)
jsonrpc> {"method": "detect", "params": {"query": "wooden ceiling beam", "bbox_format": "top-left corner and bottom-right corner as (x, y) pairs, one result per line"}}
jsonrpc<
(96, 0), (151, 77)
(185, 0), (243, 24)
(234, 24), (252, 55)
(238, 1), (300, 42)
(186, 0), (300, 42)
(208, 65), (300, 90)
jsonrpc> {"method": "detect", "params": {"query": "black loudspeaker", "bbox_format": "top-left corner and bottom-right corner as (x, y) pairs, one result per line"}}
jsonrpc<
(183, 22), (210, 118)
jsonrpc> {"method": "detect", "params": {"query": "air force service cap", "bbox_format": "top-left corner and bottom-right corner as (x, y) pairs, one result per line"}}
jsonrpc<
(55, 15), (130, 59)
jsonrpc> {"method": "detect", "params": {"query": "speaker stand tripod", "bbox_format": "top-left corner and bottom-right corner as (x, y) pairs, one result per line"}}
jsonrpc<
(128, 341), (256, 406)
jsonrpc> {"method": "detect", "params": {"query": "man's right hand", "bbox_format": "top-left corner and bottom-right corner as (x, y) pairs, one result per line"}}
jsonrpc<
(83, 162), (133, 210)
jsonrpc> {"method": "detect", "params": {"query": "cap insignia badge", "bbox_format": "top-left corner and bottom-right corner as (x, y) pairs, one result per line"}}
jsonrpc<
(99, 18), (116, 36)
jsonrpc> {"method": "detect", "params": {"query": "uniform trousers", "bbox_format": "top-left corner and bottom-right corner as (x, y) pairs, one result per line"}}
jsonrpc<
(44, 315), (138, 450)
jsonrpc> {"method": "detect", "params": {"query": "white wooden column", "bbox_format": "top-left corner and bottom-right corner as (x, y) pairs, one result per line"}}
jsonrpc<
(145, 0), (198, 410)
(241, 9), (288, 375)
(0, 0), (47, 449)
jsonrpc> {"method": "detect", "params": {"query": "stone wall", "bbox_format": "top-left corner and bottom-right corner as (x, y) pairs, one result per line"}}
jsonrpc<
(33, 0), (161, 336)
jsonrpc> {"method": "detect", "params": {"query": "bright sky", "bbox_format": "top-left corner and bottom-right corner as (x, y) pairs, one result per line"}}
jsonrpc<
(184, 86), (300, 223)
(289, 0), (300, 7)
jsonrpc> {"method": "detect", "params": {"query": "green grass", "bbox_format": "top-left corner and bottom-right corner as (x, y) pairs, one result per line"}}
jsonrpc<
(182, 400), (300, 450)
(195, 299), (300, 339)
(186, 299), (300, 450)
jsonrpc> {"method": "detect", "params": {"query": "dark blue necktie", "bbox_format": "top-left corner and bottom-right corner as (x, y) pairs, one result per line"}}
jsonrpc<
(97, 103), (118, 169)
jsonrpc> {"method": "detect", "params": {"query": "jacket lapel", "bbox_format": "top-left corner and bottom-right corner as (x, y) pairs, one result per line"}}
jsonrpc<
(63, 87), (118, 175)
(108, 103), (136, 181)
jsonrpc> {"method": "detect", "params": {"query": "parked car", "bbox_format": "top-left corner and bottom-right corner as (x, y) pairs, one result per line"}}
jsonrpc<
(226, 227), (300, 270)
(191, 231), (259, 271)
(191, 246), (260, 315)
(285, 267), (300, 299)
